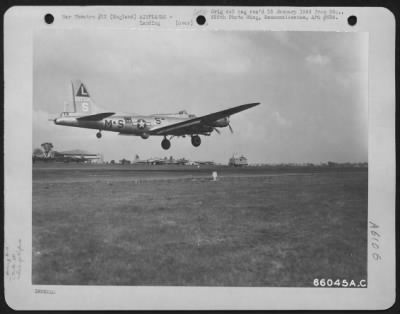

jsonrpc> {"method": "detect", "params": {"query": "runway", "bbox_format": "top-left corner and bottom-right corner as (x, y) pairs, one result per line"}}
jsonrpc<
(32, 163), (368, 286)
(32, 163), (364, 183)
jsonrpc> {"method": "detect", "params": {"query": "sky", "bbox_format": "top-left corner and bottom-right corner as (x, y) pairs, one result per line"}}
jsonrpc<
(33, 29), (368, 164)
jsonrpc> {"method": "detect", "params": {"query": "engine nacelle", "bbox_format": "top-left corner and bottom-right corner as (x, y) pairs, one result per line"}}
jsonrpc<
(211, 117), (230, 127)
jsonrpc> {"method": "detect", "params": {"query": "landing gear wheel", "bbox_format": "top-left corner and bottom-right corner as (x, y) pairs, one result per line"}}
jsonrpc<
(96, 131), (102, 139)
(191, 135), (201, 147)
(161, 138), (171, 150)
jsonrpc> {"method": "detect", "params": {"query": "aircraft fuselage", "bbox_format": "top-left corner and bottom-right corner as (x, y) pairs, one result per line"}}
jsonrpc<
(54, 113), (214, 137)
(54, 80), (259, 150)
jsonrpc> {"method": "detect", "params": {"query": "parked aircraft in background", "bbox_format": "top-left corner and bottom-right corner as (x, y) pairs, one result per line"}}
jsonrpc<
(52, 81), (260, 150)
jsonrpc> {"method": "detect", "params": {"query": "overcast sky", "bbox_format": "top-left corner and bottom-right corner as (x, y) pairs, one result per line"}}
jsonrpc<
(33, 29), (368, 163)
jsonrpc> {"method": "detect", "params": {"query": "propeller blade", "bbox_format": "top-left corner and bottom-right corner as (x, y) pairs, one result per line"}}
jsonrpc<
(228, 124), (234, 134)
(214, 128), (221, 135)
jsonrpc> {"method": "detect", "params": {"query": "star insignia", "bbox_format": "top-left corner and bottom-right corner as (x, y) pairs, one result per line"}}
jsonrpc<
(137, 119), (146, 129)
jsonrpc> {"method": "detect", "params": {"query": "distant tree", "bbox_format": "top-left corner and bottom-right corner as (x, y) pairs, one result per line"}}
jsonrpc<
(110, 160), (115, 164)
(32, 148), (44, 163)
(33, 148), (44, 157)
(135, 154), (140, 161)
(41, 142), (54, 158)
(119, 158), (131, 165)
(169, 156), (174, 162)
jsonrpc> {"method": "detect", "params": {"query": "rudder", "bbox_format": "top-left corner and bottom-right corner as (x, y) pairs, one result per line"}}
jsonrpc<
(71, 80), (94, 115)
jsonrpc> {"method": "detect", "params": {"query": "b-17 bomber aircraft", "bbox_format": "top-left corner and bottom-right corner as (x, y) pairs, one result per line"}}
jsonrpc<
(52, 81), (260, 150)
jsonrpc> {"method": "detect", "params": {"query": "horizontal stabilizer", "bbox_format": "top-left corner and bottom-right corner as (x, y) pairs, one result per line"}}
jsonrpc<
(76, 112), (115, 121)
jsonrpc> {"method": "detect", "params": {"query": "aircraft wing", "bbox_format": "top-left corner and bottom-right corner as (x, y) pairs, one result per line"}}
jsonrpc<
(77, 112), (115, 121)
(149, 103), (260, 135)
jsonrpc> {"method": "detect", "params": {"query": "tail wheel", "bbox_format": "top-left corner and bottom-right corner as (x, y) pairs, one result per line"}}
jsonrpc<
(96, 131), (102, 139)
(161, 138), (171, 150)
(191, 135), (201, 147)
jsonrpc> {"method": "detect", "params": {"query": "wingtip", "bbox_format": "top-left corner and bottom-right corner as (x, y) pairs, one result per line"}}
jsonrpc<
(246, 102), (261, 107)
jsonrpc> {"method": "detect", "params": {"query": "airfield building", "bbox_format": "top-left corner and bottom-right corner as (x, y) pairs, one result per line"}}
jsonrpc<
(33, 145), (101, 163)
(229, 154), (248, 167)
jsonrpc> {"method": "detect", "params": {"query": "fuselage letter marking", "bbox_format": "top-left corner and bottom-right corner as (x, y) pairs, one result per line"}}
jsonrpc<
(105, 119), (113, 128)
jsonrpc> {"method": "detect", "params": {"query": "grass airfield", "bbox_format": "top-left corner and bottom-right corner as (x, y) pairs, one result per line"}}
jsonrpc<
(33, 163), (367, 286)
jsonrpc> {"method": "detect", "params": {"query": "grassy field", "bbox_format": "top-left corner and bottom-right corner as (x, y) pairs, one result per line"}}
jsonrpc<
(32, 166), (367, 286)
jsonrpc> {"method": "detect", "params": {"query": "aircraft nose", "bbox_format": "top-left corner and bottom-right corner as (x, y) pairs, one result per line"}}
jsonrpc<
(48, 117), (58, 124)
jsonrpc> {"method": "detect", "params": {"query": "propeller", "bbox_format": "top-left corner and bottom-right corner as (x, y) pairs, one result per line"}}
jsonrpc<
(213, 117), (234, 134)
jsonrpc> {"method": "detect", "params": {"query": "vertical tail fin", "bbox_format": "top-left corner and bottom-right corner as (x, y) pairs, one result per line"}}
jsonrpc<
(71, 80), (94, 115)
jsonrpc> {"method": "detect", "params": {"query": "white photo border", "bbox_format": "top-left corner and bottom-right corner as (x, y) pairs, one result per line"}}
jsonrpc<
(4, 6), (396, 310)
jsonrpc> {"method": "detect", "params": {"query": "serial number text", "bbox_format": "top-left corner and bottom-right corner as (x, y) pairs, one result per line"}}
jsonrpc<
(313, 278), (367, 288)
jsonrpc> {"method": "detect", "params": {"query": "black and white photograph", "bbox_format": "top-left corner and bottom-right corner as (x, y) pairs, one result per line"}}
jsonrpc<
(4, 6), (396, 310)
(32, 28), (368, 287)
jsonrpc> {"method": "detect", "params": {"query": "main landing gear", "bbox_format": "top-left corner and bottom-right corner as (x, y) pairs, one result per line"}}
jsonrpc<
(191, 135), (201, 147)
(160, 135), (202, 150)
(96, 131), (102, 139)
(161, 137), (171, 150)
